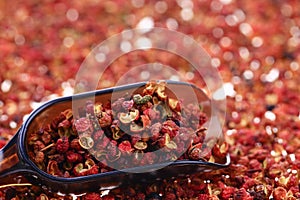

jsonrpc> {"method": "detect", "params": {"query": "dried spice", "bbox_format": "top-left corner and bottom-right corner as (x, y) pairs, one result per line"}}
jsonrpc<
(1, 0), (300, 199)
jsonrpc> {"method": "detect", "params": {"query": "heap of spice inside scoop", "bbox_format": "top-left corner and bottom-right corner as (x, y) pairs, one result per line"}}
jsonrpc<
(27, 81), (227, 177)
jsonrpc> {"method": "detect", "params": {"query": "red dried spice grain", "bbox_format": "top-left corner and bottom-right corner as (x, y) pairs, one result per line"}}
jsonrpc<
(212, 142), (229, 159)
(82, 192), (102, 200)
(161, 120), (179, 138)
(98, 110), (113, 128)
(86, 101), (95, 115)
(34, 151), (44, 163)
(118, 140), (133, 153)
(41, 131), (51, 144)
(248, 159), (262, 170)
(74, 117), (92, 133)
(122, 99), (134, 110)
(56, 137), (69, 153)
(70, 138), (83, 151)
(73, 162), (99, 177)
(220, 186), (235, 199)
(150, 122), (162, 141)
(188, 144), (203, 161)
(198, 194), (210, 200)
(66, 151), (82, 163)
(33, 140), (46, 152)
(273, 187), (287, 200)
(234, 188), (253, 200)
(93, 130), (105, 140)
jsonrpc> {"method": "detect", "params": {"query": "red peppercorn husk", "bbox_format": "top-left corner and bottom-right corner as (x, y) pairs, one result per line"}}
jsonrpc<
(56, 137), (69, 153)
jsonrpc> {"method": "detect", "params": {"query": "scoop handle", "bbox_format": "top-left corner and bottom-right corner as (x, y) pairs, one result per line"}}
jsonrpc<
(0, 128), (34, 187)
(0, 130), (21, 174)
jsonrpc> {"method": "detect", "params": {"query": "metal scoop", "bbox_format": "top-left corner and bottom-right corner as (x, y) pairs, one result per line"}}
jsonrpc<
(0, 81), (230, 194)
